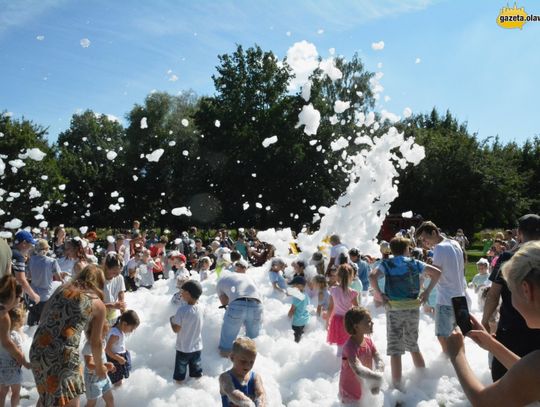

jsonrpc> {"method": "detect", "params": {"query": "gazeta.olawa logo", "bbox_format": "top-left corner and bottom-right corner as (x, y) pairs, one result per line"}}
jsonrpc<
(497, 2), (540, 29)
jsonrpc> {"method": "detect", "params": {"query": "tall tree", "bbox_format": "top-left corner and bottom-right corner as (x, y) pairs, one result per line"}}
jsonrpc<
(0, 113), (63, 228)
(55, 111), (126, 227)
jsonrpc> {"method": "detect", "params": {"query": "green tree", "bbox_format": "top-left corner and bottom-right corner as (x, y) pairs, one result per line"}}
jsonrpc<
(0, 113), (63, 227)
(55, 111), (126, 227)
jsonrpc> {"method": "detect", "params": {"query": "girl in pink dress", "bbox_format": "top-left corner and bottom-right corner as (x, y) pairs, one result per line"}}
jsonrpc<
(339, 307), (384, 404)
(327, 264), (359, 355)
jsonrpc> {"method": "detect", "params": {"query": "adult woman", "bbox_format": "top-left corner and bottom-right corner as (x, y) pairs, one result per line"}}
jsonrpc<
(57, 238), (88, 279)
(447, 241), (540, 406)
(30, 264), (107, 407)
(51, 226), (66, 258)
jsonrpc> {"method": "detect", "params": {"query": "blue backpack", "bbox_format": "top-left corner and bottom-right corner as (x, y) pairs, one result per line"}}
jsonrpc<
(380, 258), (421, 301)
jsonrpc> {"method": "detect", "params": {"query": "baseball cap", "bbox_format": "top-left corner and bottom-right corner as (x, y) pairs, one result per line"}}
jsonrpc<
(517, 214), (540, 235)
(181, 280), (203, 300)
(476, 258), (489, 266)
(288, 275), (307, 286)
(14, 230), (37, 245)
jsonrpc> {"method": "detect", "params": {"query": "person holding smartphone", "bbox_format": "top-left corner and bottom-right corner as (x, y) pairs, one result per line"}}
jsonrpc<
(447, 241), (540, 406)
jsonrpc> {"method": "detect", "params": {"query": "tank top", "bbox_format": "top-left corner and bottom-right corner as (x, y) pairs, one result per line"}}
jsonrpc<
(221, 371), (256, 406)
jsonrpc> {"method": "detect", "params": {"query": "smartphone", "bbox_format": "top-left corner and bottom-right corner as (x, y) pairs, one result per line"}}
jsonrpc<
(452, 296), (472, 335)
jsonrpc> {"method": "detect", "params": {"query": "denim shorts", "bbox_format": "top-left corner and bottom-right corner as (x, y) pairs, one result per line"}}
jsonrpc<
(84, 372), (113, 400)
(435, 304), (456, 337)
(173, 350), (202, 381)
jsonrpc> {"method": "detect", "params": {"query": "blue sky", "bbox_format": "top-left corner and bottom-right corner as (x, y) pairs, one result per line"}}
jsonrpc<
(1, 0), (539, 144)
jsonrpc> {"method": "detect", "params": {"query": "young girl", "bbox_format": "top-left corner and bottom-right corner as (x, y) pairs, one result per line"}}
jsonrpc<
(105, 310), (140, 386)
(326, 266), (339, 288)
(268, 258), (288, 294)
(196, 257), (212, 282)
(83, 322), (115, 407)
(327, 264), (359, 355)
(291, 260), (306, 279)
(136, 249), (156, 289)
(340, 307), (384, 404)
(312, 275), (330, 318)
(0, 304), (28, 407)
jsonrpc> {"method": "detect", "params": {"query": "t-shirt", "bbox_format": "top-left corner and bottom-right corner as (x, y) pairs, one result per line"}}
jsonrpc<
(330, 243), (348, 265)
(172, 303), (204, 353)
(137, 262), (154, 287)
(27, 254), (61, 301)
(471, 273), (490, 291)
(292, 294), (310, 327)
(216, 273), (261, 303)
(104, 275), (126, 321)
(106, 326), (126, 353)
(268, 271), (287, 290)
(0, 239), (11, 278)
(82, 339), (107, 372)
(354, 259), (370, 291)
(339, 336), (376, 403)
(330, 286), (358, 316)
(317, 288), (330, 310)
(11, 249), (26, 275)
(57, 257), (76, 276)
(432, 239), (466, 306)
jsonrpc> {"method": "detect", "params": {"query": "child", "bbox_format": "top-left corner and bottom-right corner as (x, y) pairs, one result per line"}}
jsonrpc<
(169, 280), (204, 384)
(291, 260), (306, 279)
(340, 307), (384, 404)
(219, 337), (266, 407)
(268, 258), (288, 294)
(287, 276), (310, 343)
(312, 274), (330, 318)
(369, 237), (441, 388)
(197, 256), (212, 282)
(0, 305), (28, 407)
(326, 266), (338, 288)
(170, 252), (192, 305)
(136, 249), (156, 289)
(470, 258), (490, 293)
(310, 251), (325, 275)
(327, 264), (359, 356)
(105, 310), (140, 386)
(83, 322), (115, 407)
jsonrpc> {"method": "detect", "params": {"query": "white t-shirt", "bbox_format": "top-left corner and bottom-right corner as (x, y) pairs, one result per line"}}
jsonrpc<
(216, 273), (260, 303)
(330, 243), (348, 265)
(172, 303), (203, 353)
(137, 262), (154, 287)
(104, 275), (126, 321)
(433, 238), (466, 306)
(106, 326), (126, 353)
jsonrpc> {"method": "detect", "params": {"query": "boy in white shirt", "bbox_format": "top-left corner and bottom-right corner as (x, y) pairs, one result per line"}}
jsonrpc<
(169, 280), (204, 383)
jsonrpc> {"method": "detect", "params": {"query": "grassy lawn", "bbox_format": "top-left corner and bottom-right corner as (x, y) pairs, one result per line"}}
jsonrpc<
(465, 262), (477, 283)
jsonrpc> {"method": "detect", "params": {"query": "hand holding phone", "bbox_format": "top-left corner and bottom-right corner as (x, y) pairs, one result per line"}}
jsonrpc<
(452, 296), (473, 335)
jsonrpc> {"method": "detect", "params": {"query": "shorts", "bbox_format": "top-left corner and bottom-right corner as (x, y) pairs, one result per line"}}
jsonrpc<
(435, 304), (456, 337)
(386, 309), (420, 355)
(84, 372), (113, 400)
(173, 350), (202, 381)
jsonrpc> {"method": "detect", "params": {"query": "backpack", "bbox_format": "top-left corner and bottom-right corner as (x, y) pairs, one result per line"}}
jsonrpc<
(381, 258), (421, 300)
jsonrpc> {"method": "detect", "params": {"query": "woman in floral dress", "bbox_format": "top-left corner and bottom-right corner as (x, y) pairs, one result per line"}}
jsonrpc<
(30, 264), (107, 407)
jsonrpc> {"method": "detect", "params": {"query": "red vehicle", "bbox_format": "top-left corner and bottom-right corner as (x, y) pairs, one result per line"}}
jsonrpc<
(378, 213), (424, 242)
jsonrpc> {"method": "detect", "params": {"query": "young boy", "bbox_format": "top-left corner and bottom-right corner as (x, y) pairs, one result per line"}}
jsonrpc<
(369, 236), (441, 388)
(470, 258), (490, 293)
(219, 337), (266, 407)
(169, 280), (204, 383)
(287, 276), (310, 342)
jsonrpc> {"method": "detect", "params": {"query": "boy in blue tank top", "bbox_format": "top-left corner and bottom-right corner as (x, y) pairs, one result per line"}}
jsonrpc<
(219, 337), (266, 407)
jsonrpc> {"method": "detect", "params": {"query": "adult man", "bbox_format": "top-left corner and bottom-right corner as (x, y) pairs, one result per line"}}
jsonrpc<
(216, 259), (262, 357)
(11, 230), (40, 305)
(416, 221), (467, 354)
(482, 213), (540, 381)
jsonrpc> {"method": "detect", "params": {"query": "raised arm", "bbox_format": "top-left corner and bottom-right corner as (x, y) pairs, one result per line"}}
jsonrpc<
(219, 372), (256, 407)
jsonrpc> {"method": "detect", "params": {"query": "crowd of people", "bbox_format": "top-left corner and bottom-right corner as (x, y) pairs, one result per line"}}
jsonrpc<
(0, 214), (539, 406)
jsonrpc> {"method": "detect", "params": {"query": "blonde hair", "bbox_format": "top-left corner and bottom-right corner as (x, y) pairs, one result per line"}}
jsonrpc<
(232, 337), (257, 356)
(502, 241), (540, 291)
(73, 264), (106, 301)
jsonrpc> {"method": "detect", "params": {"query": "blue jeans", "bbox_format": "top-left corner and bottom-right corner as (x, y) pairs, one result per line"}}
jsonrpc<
(173, 350), (202, 381)
(219, 298), (263, 352)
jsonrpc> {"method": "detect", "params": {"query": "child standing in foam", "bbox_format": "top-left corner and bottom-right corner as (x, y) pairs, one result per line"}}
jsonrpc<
(136, 249), (156, 289)
(327, 264), (359, 356)
(311, 275), (330, 318)
(339, 307), (384, 404)
(268, 258), (288, 294)
(0, 305), (28, 407)
(196, 257), (212, 282)
(287, 276), (310, 343)
(219, 337), (266, 407)
(105, 310), (140, 387)
(82, 322), (115, 407)
(169, 280), (204, 383)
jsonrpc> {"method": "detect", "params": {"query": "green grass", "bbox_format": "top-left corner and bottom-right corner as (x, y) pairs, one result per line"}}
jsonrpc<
(465, 262), (477, 283)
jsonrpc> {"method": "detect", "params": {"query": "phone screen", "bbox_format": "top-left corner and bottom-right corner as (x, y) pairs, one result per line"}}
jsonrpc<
(452, 296), (472, 335)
